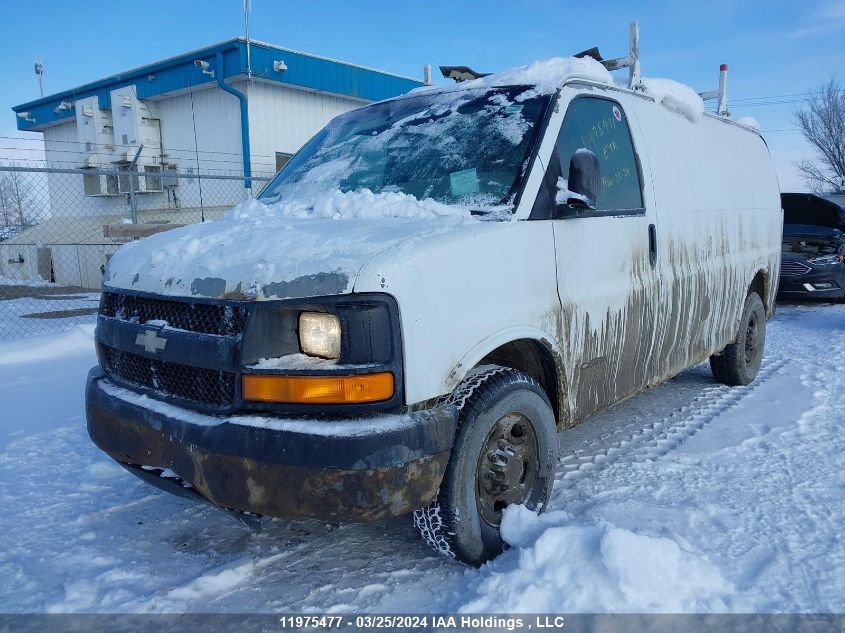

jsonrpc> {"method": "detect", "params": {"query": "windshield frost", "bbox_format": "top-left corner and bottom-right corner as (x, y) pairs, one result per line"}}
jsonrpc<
(259, 87), (550, 213)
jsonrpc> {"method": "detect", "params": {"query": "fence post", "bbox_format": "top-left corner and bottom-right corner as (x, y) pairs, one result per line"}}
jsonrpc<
(128, 145), (143, 224)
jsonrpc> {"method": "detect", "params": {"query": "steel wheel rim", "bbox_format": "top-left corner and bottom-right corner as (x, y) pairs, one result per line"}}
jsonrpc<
(476, 412), (540, 527)
(744, 311), (759, 365)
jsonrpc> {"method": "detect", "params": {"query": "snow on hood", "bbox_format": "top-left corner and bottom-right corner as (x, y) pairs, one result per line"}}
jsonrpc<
(104, 192), (476, 301)
(641, 77), (705, 123)
(413, 56), (614, 99)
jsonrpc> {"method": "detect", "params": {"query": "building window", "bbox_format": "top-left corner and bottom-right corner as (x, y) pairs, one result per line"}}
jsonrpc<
(276, 152), (293, 172)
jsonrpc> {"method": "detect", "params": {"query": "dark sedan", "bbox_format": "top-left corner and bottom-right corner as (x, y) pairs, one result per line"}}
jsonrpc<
(778, 193), (845, 301)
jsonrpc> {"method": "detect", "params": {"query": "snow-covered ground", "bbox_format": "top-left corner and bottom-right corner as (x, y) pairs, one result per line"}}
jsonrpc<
(0, 302), (842, 613)
(0, 291), (100, 341)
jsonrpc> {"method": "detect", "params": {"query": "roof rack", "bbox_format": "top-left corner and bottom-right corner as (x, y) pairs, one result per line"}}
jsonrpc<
(698, 65), (730, 117)
(439, 21), (730, 117)
(574, 21), (642, 90)
(577, 22), (730, 116)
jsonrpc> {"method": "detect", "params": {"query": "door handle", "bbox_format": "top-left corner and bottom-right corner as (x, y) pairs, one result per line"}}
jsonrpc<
(648, 224), (657, 267)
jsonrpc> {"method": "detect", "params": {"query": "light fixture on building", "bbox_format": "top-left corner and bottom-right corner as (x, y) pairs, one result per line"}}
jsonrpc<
(55, 101), (74, 112)
(193, 59), (215, 77)
(16, 111), (35, 123)
(34, 61), (44, 97)
(273, 60), (287, 72)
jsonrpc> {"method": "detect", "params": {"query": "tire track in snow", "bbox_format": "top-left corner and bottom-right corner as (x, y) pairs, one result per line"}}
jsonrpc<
(555, 357), (788, 484)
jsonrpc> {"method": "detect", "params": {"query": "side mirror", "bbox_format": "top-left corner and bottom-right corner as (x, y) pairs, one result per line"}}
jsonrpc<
(554, 149), (600, 216)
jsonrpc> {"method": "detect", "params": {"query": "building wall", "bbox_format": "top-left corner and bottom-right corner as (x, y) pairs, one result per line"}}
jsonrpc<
(38, 80), (364, 220)
(153, 83), (246, 175)
(246, 80), (363, 162)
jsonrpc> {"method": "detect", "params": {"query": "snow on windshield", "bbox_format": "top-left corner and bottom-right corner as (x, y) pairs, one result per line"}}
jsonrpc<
(258, 86), (551, 215)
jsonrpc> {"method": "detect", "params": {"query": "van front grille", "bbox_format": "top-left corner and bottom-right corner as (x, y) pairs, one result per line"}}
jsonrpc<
(99, 292), (246, 337)
(99, 344), (235, 408)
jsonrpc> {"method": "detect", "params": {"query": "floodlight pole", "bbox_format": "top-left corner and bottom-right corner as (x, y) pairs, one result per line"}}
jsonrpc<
(244, 0), (252, 79)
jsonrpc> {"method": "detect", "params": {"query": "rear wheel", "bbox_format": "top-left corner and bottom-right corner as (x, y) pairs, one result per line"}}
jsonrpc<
(413, 366), (557, 566)
(710, 292), (766, 386)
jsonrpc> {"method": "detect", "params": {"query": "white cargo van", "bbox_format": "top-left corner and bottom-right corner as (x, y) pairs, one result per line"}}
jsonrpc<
(86, 48), (781, 565)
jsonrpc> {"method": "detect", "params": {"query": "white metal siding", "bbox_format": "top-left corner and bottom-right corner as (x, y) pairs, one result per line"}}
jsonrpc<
(154, 84), (245, 175)
(246, 81), (364, 173)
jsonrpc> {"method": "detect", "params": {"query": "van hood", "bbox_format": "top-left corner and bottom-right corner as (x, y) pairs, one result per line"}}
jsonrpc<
(104, 197), (475, 301)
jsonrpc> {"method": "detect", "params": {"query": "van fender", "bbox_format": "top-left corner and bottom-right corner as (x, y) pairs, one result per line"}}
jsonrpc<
(443, 325), (569, 426)
(747, 264), (775, 314)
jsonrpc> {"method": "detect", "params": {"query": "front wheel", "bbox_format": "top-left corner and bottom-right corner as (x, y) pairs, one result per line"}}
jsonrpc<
(710, 292), (766, 386)
(414, 367), (557, 566)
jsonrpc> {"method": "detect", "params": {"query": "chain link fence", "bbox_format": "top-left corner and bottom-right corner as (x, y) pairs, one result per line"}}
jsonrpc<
(0, 161), (271, 340)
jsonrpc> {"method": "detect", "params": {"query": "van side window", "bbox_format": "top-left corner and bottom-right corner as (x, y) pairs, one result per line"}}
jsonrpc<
(548, 97), (644, 214)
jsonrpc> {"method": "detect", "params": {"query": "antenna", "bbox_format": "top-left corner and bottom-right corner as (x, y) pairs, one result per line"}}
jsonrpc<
(34, 61), (44, 97)
(698, 64), (729, 116)
(244, 0), (252, 79)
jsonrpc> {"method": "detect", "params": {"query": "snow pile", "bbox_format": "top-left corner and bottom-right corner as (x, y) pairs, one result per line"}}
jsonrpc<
(641, 77), (705, 123)
(0, 324), (94, 365)
(227, 190), (468, 221)
(458, 506), (732, 613)
(0, 275), (51, 287)
(736, 116), (761, 130)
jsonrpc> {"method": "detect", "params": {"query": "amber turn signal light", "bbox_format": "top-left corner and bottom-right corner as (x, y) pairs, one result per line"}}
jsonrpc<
(242, 372), (394, 404)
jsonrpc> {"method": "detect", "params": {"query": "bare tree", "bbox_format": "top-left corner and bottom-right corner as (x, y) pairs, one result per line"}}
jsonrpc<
(0, 164), (39, 228)
(793, 78), (845, 194)
(0, 173), (12, 227)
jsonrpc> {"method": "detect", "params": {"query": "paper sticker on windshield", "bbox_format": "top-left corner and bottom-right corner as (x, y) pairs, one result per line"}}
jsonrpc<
(450, 168), (480, 197)
(504, 104), (524, 115)
(612, 105), (622, 121)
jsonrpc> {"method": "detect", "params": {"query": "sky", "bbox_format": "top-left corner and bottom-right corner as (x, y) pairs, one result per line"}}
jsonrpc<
(1, 0), (843, 191)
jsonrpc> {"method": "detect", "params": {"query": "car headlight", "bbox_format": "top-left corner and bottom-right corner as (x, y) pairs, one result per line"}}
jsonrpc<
(298, 312), (341, 359)
(807, 254), (844, 266)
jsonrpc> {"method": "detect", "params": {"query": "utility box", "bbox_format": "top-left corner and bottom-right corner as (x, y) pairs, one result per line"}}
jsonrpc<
(110, 85), (162, 166)
(74, 96), (115, 168)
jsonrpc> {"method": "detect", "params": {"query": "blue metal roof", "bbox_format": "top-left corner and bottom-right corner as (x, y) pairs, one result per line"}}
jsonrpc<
(11, 38), (424, 131)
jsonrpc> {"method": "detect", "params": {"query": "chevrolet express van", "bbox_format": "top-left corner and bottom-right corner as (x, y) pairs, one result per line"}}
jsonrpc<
(86, 56), (782, 565)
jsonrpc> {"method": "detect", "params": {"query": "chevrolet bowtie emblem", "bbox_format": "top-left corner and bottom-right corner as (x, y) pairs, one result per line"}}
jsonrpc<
(135, 329), (168, 354)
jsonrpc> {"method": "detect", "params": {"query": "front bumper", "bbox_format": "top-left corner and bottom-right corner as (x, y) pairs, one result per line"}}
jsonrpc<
(778, 270), (845, 299)
(86, 368), (457, 522)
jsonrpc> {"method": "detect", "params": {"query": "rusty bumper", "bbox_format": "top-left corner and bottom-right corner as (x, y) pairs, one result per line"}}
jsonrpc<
(85, 368), (457, 522)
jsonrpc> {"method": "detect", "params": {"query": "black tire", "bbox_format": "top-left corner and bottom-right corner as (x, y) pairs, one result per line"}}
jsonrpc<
(413, 366), (557, 566)
(710, 292), (766, 386)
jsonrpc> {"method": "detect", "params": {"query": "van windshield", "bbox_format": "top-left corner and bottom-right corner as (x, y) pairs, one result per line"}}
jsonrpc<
(258, 86), (550, 213)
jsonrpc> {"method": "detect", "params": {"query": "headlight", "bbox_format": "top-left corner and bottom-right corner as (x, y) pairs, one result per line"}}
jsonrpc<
(807, 254), (844, 266)
(298, 312), (341, 359)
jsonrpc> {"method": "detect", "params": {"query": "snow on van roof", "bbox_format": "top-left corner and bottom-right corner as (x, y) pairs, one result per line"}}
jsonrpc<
(411, 56), (614, 98)
(736, 116), (760, 130)
(467, 56), (614, 94)
(418, 57), (713, 124)
(640, 77), (705, 123)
